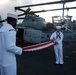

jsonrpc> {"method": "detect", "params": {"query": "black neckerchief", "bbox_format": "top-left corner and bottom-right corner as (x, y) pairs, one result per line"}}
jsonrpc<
(56, 32), (61, 39)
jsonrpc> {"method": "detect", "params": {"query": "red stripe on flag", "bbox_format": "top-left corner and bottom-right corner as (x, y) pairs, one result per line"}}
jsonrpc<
(40, 43), (55, 50)
(23, 41), (55, 51)
(23, 41), (52, 50)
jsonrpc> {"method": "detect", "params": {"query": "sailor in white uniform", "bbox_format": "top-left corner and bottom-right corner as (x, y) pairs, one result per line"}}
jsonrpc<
(0, 13), (22, 75)
(50, 26), (64, 65)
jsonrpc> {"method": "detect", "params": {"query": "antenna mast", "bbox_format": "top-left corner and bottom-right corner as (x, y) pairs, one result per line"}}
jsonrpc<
(61, 0), (65, 22)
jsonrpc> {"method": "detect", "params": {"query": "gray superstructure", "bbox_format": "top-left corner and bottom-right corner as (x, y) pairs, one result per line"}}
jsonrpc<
(16, 14), (76, 43)
(0, 16), (3, 28)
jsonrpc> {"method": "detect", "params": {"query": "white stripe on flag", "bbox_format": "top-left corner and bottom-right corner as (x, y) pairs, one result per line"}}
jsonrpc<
(23, 41), (55, 52)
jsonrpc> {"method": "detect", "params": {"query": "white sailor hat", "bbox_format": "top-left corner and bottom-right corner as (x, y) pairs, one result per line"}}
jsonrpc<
(7, 13), (18, 20)
(56, 26), (61, 29)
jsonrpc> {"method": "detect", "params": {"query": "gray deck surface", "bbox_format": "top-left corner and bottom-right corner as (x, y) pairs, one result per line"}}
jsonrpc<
(17, 43), (76, 75)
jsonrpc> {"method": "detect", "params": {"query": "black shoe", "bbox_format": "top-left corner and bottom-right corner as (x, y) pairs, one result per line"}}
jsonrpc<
(59, 64), (64, 66)
(54, 63), (59, 65)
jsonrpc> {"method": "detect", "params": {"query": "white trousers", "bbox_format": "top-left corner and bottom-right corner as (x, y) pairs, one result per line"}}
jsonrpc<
(1, 65), (16, 75)
(0, 66), (1, 75)
(54, 45), (64, 64)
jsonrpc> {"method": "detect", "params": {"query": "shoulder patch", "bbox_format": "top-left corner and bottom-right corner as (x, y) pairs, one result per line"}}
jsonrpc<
(9, 29), (15, 31)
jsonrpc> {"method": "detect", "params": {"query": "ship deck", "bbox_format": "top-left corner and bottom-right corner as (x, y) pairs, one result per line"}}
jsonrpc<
(17, 42), (76, 75)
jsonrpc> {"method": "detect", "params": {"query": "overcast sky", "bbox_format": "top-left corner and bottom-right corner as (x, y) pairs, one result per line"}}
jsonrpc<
(0, 0), (76, 23)
(0, 0), (32, 20)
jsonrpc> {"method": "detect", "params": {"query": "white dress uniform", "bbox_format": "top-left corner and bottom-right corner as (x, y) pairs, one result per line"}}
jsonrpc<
(0, 14), (22, 75)
(50, 26), (64, 64)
